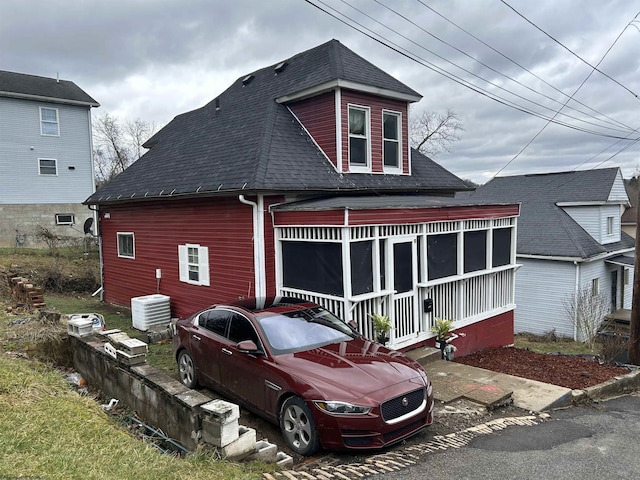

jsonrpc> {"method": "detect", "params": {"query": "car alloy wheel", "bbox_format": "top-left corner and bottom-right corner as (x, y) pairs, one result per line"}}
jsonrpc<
(177, 351), (197, 389)
(280, 396), (320, 456)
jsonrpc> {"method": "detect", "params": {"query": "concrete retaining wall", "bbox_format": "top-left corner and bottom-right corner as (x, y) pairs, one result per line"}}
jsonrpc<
(71, 335), (212, 450)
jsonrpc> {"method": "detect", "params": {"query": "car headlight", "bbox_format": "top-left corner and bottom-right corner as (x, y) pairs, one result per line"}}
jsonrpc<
(314, 401), (372, 415)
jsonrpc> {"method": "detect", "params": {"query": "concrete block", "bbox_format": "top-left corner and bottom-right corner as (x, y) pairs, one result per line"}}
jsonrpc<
(275, 451), (294, 468)
(244, 439), (278, 463)
(115, 348), (146, 365)
(119, 338), (148, 355)
(107, 332), (131, 346)
(201, 399), (240, 424)
(67, 318), (93, 337)
(221, 426), (257, 460)
(202, 416), (239, 447)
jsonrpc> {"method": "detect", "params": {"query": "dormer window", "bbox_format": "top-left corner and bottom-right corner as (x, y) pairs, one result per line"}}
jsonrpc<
(383, 111), (401, 171)
(348, 105), (370, 171)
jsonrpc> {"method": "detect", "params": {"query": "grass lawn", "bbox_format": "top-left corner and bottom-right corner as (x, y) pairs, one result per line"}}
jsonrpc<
(514, 332), (600, 355)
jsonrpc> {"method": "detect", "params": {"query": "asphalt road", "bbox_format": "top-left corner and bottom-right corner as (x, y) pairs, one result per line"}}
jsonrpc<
(370, 394), (640, 480)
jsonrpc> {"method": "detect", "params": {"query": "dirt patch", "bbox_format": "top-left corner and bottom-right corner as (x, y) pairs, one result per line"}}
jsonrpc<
(457, 346), (631, 390)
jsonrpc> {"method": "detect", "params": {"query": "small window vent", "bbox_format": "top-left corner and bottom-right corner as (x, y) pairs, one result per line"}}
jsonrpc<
(242, 74), (254, 86)
(274, 61), (288, 74)
(55, 213), (74, 225)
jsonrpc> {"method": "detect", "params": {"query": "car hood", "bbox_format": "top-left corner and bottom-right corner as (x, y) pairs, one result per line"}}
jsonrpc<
(274, 337), (426, 402)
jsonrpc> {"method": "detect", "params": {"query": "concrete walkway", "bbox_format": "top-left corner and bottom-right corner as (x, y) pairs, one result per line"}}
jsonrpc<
(407, 347), (575, 412)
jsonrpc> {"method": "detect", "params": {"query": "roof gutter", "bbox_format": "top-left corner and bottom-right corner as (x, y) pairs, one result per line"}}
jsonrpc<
(239, 194), (266, 299)
(0, 91), (100, 107)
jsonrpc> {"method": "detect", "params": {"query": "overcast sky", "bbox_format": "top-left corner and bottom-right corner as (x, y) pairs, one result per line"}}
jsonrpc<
(3, 0), (640, 184)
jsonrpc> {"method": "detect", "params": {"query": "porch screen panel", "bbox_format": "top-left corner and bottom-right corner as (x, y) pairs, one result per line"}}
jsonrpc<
(464, 230), (487, 273)
(351, 241), (373, 296)
(282, 241), (343, 296)
(427, 233), (457, 280)
(393, 242), (413, 293)
(492, 228), (512, 267)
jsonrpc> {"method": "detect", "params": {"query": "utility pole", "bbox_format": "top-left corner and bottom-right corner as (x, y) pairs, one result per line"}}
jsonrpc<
(629, 184), (640, 365)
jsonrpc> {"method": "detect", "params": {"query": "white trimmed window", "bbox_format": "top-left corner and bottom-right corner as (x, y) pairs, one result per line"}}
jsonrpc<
(40, 107), (59, 136)
(383, 111), (401, 171)
(117, 232), (135, 258)
(38, 158), (58, 176)
(606, 216), (614, 235)
(178, 244), (210, 286)
(592, 278), (599, 296)
(348, 105), (370, 171)
(55, 213), (74, 225)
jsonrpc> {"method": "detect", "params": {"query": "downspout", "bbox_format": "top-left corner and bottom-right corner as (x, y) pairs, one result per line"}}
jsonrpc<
(239, 195), (266, 299)
(573, 260), (580, 341)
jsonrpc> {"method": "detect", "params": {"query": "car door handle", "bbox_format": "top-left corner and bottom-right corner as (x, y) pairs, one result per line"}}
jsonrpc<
(193, 335), (201, 341)
(222, 348), (233, 356)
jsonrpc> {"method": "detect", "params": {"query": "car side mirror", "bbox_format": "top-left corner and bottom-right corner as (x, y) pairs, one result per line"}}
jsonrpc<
(237, 340), (261, 354)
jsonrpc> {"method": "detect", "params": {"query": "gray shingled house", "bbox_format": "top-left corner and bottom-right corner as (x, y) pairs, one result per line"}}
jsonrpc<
(85, 40), (521, 354)
(0, 70), (99, 248)
(470, 167), (635, 340)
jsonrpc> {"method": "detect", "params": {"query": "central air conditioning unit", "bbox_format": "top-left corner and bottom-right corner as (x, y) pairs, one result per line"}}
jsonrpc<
(131, 294), (171, 331)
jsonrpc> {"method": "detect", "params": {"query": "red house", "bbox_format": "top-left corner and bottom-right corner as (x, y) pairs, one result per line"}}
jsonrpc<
(85, 40), (519, 355)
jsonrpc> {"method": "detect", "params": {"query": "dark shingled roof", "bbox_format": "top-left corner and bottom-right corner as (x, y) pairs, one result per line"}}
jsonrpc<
(0, 70), (99, 107)
(86, 40), (469, 205)
(470, 168), (635, 259)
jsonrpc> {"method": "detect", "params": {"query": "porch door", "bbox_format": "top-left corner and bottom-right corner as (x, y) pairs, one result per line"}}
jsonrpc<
(389, 237), (418, 344)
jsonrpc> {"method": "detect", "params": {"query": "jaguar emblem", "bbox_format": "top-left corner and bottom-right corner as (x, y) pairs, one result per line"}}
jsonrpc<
(401, 397), (409, 407)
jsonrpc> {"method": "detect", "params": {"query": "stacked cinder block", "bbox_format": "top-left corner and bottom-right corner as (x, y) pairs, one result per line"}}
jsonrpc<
(201, 400), (258, 460)
(100, 330), (148, 365)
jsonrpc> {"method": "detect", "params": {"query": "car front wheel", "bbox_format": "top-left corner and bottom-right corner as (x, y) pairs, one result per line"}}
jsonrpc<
(177, 350), (197, 389)
(279, 396), (320, 456)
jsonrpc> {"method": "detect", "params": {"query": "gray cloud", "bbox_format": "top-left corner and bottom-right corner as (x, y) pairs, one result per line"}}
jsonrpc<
(3, 0), (640, 183)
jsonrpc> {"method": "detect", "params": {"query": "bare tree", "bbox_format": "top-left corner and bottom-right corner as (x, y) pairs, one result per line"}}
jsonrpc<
(562, 284), (610, 351)
(92, 113), (156, 187)
(410, 108), (464, 157)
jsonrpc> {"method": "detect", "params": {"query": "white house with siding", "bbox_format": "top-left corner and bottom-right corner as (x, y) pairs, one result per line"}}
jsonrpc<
(470, 168), (635, 340)
(0, 70), (99, 248)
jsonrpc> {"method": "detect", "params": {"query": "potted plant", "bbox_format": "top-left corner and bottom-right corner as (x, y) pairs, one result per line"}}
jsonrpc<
(369, 313), (392, 345)
(431, 318), (454, 349)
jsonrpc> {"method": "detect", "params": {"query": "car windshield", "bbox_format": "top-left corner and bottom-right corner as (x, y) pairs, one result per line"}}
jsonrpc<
(258, 307), (354, 355)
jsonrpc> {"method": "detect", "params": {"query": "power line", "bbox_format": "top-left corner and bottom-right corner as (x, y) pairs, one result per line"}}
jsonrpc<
(414, 0), (635, 132)
(305, 0), (639, 140)
(500, 0), (640, 100)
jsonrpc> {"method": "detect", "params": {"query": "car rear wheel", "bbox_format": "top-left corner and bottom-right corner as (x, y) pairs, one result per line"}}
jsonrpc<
(279, 396), (320, 456)
(177, 350), (197, 389)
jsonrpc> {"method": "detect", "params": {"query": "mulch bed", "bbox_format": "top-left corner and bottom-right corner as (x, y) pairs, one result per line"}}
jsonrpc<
(457, 346), (631, 390)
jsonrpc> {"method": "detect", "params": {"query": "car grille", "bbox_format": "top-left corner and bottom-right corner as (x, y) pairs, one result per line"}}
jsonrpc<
(380, 388), (425, 422)
(382, 419), (426, 443)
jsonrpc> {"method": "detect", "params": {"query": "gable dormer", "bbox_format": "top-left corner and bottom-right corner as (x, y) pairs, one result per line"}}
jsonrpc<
(285, 86), (418, 176)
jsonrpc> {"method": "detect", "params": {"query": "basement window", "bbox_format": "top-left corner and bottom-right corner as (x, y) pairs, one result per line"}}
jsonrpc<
(178, 244), (210, 286)
(55, 213), (74, 225)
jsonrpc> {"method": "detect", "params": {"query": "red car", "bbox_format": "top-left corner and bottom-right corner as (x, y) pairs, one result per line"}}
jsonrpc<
(173, 297), (434, 455)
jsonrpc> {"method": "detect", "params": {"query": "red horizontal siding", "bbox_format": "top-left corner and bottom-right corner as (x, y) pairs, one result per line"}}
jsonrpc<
(100, 198), (256, 318)
(341, 90), (409, 174)
(274, 205), (519, 227)
(290, 92), (337, 168)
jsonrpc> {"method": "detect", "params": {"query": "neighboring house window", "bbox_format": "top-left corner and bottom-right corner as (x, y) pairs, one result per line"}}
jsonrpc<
(117, 233), (135, 258)
(624, 268), (630, 286)
(383, 111), (401, 170)
(178, 244), (210, 286)
(40, 107), (59, 136)
(38, 158), (57, 175)
(55, 214), (74, 225)
(606, 216), (614, 235)
(592, 278), (599, 296)
(348, 106), (370, 170)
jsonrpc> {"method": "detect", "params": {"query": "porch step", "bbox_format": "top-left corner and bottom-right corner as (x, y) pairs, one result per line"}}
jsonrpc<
(405, 346), (442, 366)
